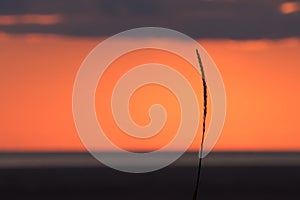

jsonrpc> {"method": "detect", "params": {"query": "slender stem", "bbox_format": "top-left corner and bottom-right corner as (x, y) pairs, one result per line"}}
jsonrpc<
(193, 49), (208, 200)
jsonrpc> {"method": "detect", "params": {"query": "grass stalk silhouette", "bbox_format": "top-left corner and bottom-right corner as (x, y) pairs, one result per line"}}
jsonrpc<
(193, 49), (208, 200)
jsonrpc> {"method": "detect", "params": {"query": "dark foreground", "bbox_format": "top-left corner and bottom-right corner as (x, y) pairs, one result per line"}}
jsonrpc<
(0, 152), (299, 200)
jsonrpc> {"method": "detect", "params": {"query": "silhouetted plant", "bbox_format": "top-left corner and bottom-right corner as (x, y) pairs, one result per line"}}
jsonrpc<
(193, 49), (208, 200)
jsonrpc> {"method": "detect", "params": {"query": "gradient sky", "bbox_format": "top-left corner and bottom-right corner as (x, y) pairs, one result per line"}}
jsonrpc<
(0, 0), (300, 151)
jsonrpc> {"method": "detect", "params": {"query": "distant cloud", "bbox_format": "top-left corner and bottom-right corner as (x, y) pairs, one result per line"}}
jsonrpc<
(280, 2), (300, 14)
(0, 0), (300, 39)
(0, 14), (63, 25)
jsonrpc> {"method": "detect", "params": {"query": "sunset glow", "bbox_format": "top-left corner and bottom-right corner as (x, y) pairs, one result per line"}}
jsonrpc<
(0, 34), (299, 151)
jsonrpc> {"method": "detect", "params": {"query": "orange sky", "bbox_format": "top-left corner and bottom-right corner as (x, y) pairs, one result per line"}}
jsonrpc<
(0, 33), (299, 152)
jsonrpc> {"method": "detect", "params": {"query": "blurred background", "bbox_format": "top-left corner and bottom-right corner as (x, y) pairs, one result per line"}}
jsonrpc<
(0, 0), (300, 199)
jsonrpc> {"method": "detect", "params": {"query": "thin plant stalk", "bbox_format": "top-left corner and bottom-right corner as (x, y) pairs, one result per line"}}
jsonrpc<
(193, 49), (208, 200)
